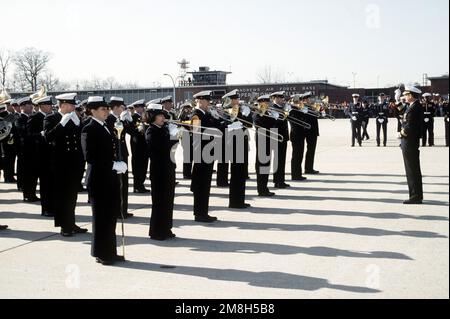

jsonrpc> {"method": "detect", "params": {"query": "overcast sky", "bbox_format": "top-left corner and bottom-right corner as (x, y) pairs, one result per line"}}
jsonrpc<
(2, 0), (449, 88)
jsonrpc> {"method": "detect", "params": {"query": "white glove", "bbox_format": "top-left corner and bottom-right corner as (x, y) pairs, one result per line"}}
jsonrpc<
(210, 109), (220, 120)
(351, 116), (357, 121)
(168, 123), (180, 137)
(424, 118), (430, 123)
(241, 105), (251, 117)
(269, 110), (279, 120)
(227, 121), (243, 131)
(71, 112), (80, 126)
(378, 118), (385, 124)
(321, 111), (327, 117)
(120, 111), (133, 122)
(40, 131), (45, 137)
(395, 89), (402, 103)
(113, 161), (128, 174)
(301, 107), (309, 114)
(60, 113), (72, 127)
(285, 104), (293, 112)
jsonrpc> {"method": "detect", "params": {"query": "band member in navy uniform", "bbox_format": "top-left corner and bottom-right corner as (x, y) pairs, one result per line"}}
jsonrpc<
(0, 99), (16, 184)
(81, 96), (126, 265)
(106, 96), (134, 219)
(289, 94), (307, 181)
(270, 91), (291, 188)
(254, 95), (277, 197)
(375, 93), (389, 147)
(301, 92), (320, 175)
(361, 100), (371, 141)
(400, 86), (424, 205)
(15, 97), (39, 202)
(349, 94), (363, 147)
(223, 90), (252, 209)
(421, 93), (436, 147)
(44, 93), (87, 237)
(145, 104), (178, 240)
(190, 91), (222, 222)
(130, 100), (150, 193)
(28, 96), (55, 217)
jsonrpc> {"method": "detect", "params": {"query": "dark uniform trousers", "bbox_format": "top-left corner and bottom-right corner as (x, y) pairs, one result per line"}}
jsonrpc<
(273, 113), (289, 185)
(216, 125), (229, 186)
(182, 132), (193, 178)
(131, 113), (149, 190)
(229, 125), (250, 207)
(422, 104), (436, 146)
(290, 111), (307, 179)
(82, 120), (120, 260)
(44, 113), (84, 231)
(401, 101), (424, 201)
(146, 124), (177, 237)
(28, 112), (54, 214)
(16, 113), (37, 197)
(302, 116), (319, 172)
(351, 117), (362, 146)
(106, 115), (131, 217)
(254, 113), (276, 194)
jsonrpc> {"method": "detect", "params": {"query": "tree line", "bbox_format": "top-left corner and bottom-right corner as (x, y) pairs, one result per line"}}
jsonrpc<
(0, 47), (141, 93)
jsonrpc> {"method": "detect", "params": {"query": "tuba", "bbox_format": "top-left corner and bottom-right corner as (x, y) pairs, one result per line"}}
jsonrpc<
(30, 85), (47, 104)
(0, 87), (11, 105)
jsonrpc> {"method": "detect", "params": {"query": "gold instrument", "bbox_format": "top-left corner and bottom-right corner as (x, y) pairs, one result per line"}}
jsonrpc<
(165, 119), (223, 138)
(29, 85), (47, 104)
(222, 98), (285, 142)
(0, 87), (11, 105)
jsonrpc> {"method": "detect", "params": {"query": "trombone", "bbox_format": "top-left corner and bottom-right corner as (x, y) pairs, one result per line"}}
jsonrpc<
(250, 101), (312, 130)
(165, 119), (223, 138)
(220, 98), (285, 143)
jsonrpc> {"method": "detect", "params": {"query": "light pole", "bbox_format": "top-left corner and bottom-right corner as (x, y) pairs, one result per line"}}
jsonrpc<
(163, 73), (176, 106)
(352, 72), (357, 89)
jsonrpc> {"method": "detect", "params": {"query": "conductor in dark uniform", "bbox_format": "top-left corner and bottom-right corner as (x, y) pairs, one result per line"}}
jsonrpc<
(129, 100), (150, 193)
(223, 90), (252, 209)
(44, 93), (87, 236)
(27, 96), (55, 217)
(375, 93), (389, 147)
(145, 104), (178, 240)
(400, 86), (424, 205)
(81, 96), (126, 265)
(254, 95), (277, 197)
(421, 93), (436, 147)
(349, 94), (363, 147)
(190, 91), (222, 222)
(106, 96), (134, 219)
(271, 91), (290, 188)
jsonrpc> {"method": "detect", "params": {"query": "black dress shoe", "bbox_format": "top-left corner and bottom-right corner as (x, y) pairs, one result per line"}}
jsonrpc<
(61, 230), (73, 237)
(150, 235), (168, 241)
(72, 226), (88, 234)
(274, 183), (291, 189)
(195, 215), (218, 223)
(96, 258), (115, 266)
(0, 225), (8, 230)
(114, 255), (126, 262)
(258, 191), (275, 197)
(41, 211), (55, 217)
(23, 197), (40, 203)
(134, 188), (151, 194)
(292, 176), (307, 181)
(118, 213), (134, 219)
(305, 170), (320, 175)
(403, 199), (423, 205)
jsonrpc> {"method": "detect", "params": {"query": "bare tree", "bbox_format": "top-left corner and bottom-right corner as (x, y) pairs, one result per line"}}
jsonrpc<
(13, 47), (51, 91)
(257, 66), (273, 84)
(11, 72), (29, 92)
(39, 71), (71, 91)
(0, 49), (11, 88)
(104, 76), (119, 90)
